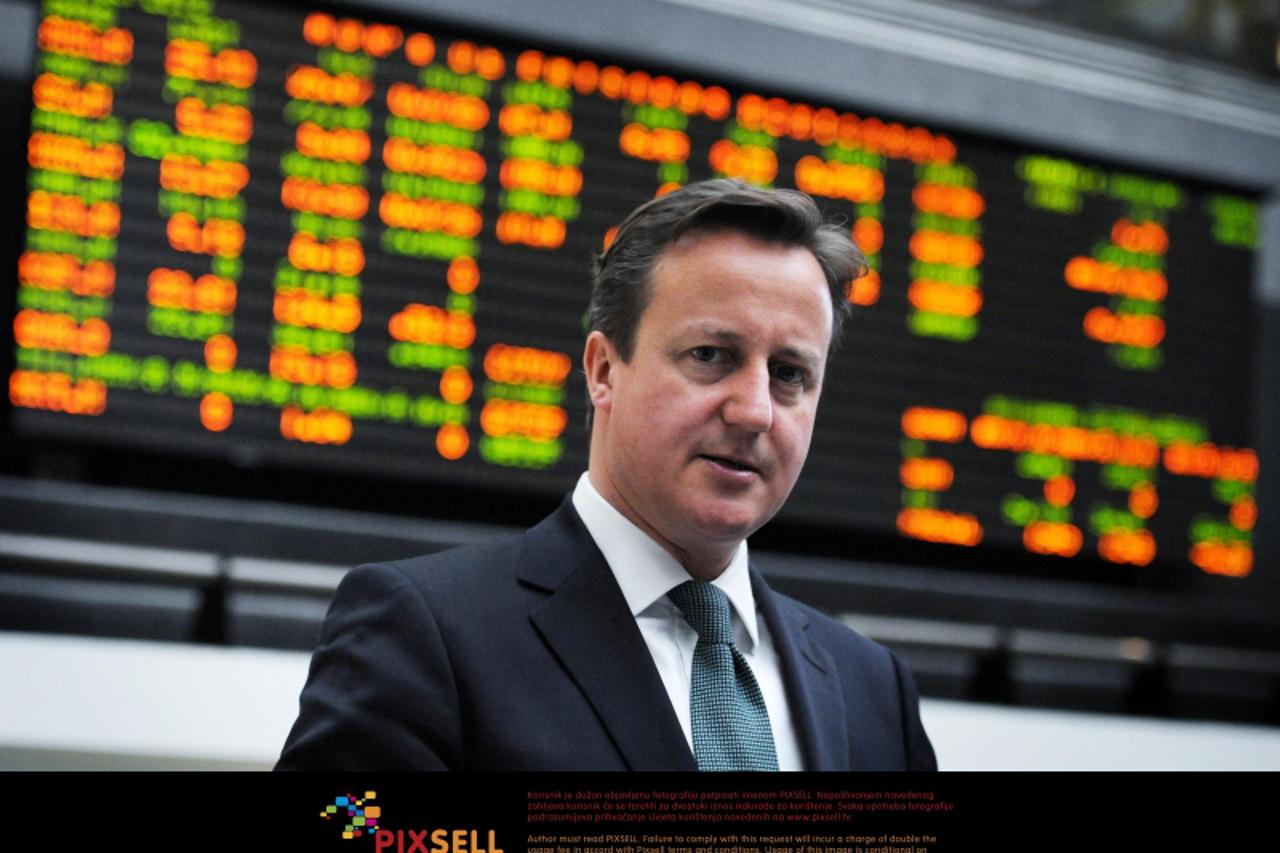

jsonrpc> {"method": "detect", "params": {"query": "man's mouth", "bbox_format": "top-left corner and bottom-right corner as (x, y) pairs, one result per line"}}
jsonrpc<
(701, 454), (759, 474)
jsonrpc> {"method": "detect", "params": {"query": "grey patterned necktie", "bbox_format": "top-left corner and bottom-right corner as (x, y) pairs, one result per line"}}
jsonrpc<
(667, 580), (779, 771)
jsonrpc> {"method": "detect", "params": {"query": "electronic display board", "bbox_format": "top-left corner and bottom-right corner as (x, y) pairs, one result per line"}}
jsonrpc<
(7, 0), (1262, 582)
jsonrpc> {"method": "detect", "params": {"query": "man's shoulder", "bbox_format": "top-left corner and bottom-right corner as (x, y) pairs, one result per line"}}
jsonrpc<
(338, 498), (588, 606)
(372, 530), (526, 581)
(341, 530), (531, 616)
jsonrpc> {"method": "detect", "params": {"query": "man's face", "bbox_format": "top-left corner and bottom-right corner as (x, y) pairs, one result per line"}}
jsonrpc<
(585, 228), (834, 577)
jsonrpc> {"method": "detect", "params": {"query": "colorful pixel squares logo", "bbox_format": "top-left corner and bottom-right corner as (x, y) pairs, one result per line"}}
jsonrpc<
(320, 791), (382, 841)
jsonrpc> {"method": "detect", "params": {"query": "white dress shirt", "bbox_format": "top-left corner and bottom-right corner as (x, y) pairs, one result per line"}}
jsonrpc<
(571, 472), (805, 770)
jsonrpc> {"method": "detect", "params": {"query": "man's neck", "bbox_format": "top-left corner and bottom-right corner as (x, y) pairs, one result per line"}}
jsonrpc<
(586, 469), (737, 581)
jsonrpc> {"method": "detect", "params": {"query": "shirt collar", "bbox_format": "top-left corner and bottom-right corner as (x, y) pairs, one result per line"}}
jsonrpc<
(571, 472), (759, 649)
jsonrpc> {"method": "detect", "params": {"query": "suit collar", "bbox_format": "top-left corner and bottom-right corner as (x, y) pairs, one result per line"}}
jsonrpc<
(517, 499), (851, 771)
(751, 569), (851, 771)
(520, 499), (697, 771)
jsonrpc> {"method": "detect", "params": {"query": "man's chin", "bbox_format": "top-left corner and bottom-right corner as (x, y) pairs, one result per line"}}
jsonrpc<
(685, 506), (768, 546)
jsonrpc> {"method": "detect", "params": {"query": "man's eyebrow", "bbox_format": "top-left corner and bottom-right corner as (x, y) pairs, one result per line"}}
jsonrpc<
(688, 325), (744, 344)
(776, 345), (824, 370)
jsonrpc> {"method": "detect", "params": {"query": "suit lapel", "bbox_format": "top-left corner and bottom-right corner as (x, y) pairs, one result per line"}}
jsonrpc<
(752, 569), (851, 771)
(520, 500), (697, 771)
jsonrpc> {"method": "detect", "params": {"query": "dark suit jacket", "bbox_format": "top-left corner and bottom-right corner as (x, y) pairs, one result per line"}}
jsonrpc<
(277, 498), (936, 770)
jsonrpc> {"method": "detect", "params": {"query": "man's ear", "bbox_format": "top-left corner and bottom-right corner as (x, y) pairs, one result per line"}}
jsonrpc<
(582, 330), (616, 413)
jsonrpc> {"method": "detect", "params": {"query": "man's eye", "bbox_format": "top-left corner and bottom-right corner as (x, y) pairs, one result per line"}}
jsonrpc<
(772, 364), (808, 386)
(690, 346), (721, 363)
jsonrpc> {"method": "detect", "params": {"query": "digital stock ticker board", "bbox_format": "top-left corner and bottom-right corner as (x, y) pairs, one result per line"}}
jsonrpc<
(7, 0), (1263, 583)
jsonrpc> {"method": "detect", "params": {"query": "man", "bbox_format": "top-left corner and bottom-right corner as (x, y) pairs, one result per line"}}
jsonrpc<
(277, 179), (936, 771)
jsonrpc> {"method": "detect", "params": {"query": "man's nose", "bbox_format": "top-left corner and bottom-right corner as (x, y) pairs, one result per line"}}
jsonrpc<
(722, 362), (773, 432)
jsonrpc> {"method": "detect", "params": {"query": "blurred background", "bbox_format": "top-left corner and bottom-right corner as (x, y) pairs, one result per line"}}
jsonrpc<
(2, 0), (1280, 769)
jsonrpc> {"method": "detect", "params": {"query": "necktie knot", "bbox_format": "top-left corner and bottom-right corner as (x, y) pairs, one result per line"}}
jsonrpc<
(667, 580), (733, 646)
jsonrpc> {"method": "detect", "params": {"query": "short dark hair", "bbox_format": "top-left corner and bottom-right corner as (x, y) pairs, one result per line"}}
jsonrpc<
(589, 179), (866, 361)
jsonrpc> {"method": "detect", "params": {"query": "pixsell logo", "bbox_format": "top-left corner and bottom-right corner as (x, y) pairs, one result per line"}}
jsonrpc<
(319, 791), (382, 840)
(316, 788), (504, 853)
